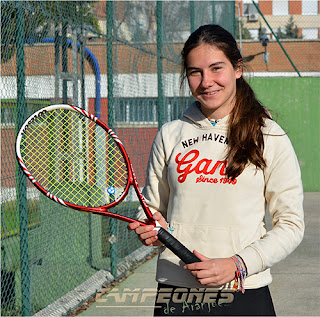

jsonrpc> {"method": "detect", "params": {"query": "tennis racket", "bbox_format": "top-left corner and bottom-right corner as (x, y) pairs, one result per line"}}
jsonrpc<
(16, 104), (200, 264)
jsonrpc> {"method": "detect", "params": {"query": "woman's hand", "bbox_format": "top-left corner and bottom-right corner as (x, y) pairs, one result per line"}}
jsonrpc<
(127, 212), (167, 247)
(184, 250), (237, 287)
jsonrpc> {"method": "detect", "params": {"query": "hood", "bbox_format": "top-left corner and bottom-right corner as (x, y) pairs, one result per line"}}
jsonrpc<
(183, 101), (230, 130)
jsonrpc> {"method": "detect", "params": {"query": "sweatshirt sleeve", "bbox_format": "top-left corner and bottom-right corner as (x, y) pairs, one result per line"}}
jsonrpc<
(136, 128), (170, 221)
(238, 124), (305, 277)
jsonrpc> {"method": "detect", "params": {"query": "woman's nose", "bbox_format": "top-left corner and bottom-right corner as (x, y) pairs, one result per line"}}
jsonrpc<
(201, 71), (214, 88)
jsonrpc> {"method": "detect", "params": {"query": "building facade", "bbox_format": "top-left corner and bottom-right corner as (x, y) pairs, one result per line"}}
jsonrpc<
(238, 0), (320, 39)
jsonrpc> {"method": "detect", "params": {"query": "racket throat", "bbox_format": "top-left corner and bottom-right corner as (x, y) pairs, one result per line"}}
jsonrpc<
(153, 220), (162, 231)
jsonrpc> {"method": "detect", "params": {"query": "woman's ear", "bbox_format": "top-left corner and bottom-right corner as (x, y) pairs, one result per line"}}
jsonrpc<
(235, 60), (243, 79)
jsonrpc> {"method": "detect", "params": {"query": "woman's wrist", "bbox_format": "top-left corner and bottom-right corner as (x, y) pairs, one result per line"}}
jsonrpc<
(231, 254), (247, 294)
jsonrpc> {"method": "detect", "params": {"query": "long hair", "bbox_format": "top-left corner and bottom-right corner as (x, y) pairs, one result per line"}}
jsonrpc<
(181, 24), (272, 179)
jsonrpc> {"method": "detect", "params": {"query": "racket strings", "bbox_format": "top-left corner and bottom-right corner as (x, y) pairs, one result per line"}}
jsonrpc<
(20, 109), (129, 207)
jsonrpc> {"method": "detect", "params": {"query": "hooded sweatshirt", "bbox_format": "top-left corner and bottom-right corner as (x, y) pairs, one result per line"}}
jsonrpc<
(138, 101), (304, 290)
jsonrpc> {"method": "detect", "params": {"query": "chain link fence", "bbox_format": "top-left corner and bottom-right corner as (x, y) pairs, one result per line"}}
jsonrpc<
(1, 1), (319, 316)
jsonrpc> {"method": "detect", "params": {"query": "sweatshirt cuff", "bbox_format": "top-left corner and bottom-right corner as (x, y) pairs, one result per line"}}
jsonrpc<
(237, 246), (265, 277)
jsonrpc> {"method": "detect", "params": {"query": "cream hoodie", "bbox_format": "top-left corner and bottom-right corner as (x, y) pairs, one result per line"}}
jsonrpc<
(138, 101), (304, 289)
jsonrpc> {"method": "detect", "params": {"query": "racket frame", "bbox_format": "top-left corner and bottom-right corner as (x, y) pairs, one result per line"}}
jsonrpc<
(16, 104), (201, 264)
(16, 104), (152, 226)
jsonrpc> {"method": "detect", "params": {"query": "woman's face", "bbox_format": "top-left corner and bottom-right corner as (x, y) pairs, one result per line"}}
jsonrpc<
(186, 43), (242, 120)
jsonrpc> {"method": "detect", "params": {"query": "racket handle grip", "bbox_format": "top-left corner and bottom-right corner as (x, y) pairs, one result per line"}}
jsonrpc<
(157, 227), (201, 264)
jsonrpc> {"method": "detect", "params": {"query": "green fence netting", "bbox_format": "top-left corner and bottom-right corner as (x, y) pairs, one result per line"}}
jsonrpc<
(1, 1), (319, 316)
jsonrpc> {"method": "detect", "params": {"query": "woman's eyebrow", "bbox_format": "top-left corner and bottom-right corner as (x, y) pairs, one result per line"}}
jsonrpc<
(187, 61), (225, 71)
(209, 61), (225, 67)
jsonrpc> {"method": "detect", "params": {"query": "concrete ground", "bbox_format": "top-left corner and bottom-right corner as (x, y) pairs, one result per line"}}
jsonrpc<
(78, 192), (319, 316)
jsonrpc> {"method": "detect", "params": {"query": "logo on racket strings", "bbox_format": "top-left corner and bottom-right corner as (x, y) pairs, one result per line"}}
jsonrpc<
(107, 187), (116, 195)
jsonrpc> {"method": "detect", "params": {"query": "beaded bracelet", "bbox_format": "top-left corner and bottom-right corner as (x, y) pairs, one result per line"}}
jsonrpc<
(231, 255), (247, 294)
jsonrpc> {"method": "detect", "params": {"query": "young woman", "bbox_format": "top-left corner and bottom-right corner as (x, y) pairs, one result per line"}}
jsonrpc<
(128, 24), (304, 316)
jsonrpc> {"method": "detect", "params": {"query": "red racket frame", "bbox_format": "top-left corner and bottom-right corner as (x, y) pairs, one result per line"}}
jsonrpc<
(16, 104), (201, 264)
(16, 104), (152, 226)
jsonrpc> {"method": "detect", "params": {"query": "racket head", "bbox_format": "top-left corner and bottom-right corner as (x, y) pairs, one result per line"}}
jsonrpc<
(16, 105), (203, 264)
(16, 104), (134, 216)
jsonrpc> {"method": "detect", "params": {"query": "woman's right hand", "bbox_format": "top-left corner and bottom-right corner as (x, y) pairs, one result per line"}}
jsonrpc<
(127, 212), (166, 247)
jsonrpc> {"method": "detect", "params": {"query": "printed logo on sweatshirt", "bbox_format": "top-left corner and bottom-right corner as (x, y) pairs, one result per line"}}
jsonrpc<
(181, 133), (228, 149)
(175, 149), (237, 185)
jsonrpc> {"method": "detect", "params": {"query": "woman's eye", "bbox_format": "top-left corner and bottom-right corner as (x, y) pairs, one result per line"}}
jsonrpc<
(188, 70), (200, 76)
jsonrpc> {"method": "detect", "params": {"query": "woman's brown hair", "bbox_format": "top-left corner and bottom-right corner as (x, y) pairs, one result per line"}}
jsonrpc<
(181, 24), (272, 180)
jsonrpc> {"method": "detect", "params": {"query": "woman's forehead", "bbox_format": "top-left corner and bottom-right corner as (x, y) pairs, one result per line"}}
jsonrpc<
(186, 44), (229, 66)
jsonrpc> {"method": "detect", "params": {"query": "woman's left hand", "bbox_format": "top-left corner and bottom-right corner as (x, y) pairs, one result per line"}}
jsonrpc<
(184, 250), (237, 287)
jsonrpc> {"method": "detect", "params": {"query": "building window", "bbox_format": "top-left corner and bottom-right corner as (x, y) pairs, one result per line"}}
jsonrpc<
(118, 98), (157, 124)
(273, 0), (289, 16)
(248, 29), (259, 40)
(302, 0), (318, 15)
(116, 97), (192, 125)
(302, 28), (318, 39)
(243, 0), (259, 22)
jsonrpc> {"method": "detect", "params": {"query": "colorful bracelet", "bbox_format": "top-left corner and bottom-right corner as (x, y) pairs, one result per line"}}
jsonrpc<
(231, 255), (247, 294)
(166, 223), (175, 234)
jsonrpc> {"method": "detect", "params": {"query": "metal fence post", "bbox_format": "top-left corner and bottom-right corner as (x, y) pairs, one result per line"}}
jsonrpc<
(190, 1), (195, 33)
(157, 1), (164, 129)
(106, 0), (117, 278)
(16, 3), (31, 315)
(62, 22), (68, 103)
(54, 23), (61, 104)
(211, 1), (216, 24)
(230, 1), (236, 37)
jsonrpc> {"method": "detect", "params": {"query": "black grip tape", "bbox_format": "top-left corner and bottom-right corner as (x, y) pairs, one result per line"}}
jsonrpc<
(157, 227), (201, 264)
